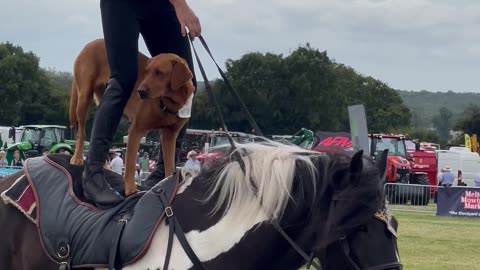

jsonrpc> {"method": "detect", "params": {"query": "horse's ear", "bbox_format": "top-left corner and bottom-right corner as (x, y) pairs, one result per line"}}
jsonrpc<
(376, 149), (389, 179)
(350, 150), (364, 175)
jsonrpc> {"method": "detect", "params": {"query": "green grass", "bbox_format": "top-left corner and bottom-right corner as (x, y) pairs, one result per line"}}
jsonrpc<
(395, 209), (480, 270)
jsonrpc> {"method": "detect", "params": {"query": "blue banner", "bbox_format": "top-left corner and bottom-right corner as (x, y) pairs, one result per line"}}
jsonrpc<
(0, 166), (22, 177)
(437, 187), (480, 218)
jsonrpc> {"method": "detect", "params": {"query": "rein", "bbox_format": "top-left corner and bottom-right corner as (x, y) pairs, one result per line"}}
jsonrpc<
(189, 35), (322, 270)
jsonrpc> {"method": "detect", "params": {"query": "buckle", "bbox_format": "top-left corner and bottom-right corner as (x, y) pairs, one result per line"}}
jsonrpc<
(57, 242), (70, 259)
(165, 206), (174, 217)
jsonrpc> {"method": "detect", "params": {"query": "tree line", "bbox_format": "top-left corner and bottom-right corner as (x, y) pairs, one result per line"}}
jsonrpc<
(1, 41), (479, 145)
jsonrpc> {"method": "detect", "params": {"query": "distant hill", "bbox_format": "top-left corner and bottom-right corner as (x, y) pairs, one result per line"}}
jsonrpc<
(396, 90), (480, 127)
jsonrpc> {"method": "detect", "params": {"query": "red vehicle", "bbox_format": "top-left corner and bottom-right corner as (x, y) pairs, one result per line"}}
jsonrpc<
(369, 134), (430, 205)
(405, 140), (439, 187)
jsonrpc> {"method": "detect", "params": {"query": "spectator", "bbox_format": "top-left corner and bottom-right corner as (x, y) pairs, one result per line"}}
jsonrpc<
(437, 168), (445, 185)
(474, 173), (480, 188)
(139, 152), (150, 173)
(439, 167), (454, 188)
(184, 150), (201, 171)
(0, 151), (7, 166)
(109, 150), (124, 176)
(9, 150), (24, 167)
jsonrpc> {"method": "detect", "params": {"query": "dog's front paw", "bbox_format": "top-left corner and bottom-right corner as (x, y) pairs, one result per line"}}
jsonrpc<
(125, 183), (139, 197)
(70, 157), (85, 166)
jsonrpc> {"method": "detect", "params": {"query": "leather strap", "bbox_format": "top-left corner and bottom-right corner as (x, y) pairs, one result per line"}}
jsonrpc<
(155, 187), (206, 270)
(190, 36), (247, 172)
(163, 210), (175, 270)
(195, 35), (264, 137)
(272, 222), (322, 270)
(108, 215), (130, 270)
(190, 38), (236, 146)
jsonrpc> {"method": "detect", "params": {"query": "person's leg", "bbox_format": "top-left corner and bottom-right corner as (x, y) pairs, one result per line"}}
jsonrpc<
(138, 2), (197, 187)
(83, 0), (140, 208)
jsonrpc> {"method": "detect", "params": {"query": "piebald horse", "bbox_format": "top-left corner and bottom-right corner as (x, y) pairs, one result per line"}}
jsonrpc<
(0, 142), (401, 270)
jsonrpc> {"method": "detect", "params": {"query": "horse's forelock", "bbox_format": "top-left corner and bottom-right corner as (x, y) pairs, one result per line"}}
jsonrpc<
(202, 142), (322, 227)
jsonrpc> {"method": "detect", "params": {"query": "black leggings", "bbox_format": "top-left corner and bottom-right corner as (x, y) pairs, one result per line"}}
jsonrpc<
(99, 0), (196, 170)
(101, 0), (196, 91)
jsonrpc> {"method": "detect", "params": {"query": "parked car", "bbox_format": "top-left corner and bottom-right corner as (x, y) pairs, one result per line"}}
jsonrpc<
(180, 129), (259, 164)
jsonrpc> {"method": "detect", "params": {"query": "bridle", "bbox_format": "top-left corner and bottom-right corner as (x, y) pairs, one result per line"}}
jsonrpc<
(324, 203), (403, 270)
(188, 35), (402, 270)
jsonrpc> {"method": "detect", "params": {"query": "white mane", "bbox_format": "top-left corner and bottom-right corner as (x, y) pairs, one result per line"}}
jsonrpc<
(204, 142), (321, 227)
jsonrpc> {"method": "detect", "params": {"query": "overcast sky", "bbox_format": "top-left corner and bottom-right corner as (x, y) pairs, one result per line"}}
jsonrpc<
(1, 0), (479, 92)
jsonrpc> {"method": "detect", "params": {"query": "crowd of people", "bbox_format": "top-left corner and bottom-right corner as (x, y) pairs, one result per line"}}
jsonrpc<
(0, 150), (24, 167)
(103, 148), (202, 184)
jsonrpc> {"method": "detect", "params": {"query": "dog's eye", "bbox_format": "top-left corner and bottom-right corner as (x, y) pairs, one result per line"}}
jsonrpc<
(154, 69), (163, 77)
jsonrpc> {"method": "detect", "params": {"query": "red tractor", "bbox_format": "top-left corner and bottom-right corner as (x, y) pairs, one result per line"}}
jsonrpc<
(369, 134), (430, 205)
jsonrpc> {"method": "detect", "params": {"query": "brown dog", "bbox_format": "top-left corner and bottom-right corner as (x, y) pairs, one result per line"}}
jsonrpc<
(69, 39), (195, 196)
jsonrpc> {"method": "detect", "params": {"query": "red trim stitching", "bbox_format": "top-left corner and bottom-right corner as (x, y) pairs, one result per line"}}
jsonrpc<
(44, 156), (99, 211)
(125, 173), (180, 265)
(24, 158), (61, 266)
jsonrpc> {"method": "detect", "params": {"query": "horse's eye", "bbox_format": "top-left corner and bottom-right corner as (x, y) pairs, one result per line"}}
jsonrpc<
(154, 69), (162, 76)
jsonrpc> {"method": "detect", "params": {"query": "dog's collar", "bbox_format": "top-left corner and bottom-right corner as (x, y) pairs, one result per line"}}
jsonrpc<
(160, 98), (178, 115)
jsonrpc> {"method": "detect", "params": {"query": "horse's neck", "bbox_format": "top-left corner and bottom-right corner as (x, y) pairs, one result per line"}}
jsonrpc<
(121, 176), (296, 270)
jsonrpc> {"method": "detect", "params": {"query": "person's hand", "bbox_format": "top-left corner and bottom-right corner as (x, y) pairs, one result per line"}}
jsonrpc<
(171, 0), (202, 40)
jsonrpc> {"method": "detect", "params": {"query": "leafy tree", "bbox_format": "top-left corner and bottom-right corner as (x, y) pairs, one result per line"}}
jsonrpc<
(0, 42), (68, 127)
(190, 44), (411, 134)
(454, 104), (480, 135)
(432, 107), (453, 141)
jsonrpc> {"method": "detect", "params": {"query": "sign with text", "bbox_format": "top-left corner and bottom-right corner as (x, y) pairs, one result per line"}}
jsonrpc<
(437, 187), (480, 218)
(313, 131), (354, 153)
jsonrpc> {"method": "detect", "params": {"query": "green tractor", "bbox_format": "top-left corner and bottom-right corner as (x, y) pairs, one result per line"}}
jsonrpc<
(287, 128), (318, 149)
(6, 125), (75, 164)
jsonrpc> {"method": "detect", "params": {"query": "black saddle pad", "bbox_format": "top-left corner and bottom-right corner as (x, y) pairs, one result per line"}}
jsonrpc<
(23, 155), (178, 268)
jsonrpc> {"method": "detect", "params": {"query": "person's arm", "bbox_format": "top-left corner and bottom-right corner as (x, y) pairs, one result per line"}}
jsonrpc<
(170, 0), (202, 39)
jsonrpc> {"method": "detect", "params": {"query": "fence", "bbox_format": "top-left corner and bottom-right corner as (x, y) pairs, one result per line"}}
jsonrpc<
(385, 183), (480, 215)
(384, 183), (441, 214)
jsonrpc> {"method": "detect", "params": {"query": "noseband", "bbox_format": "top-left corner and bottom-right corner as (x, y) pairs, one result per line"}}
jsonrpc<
(338, 236), (403, 270)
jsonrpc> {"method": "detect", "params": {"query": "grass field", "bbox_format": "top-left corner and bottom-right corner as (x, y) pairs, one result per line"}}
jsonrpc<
(394, 206), (480, 270)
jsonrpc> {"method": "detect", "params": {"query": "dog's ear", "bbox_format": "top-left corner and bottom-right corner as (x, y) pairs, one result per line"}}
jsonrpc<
(171, 59), (193, 90)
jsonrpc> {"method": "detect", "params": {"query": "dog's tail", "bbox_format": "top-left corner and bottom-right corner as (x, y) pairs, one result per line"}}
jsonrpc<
(69, 78), (78, 129)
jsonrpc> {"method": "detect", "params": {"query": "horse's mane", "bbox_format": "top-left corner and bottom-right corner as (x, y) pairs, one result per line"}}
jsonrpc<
(203, 141), (326, 227)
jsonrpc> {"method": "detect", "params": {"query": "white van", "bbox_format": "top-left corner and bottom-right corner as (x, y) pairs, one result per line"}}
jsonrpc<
(0, 126), (24, 147)
(436, 147), (480, 187)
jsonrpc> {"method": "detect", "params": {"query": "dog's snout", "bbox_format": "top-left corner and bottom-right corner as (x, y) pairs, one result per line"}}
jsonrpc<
(138, 86), (148, 99)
